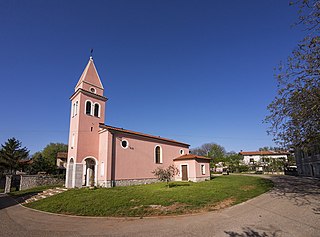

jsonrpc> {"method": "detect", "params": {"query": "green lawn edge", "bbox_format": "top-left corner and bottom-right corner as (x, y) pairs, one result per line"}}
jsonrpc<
(24, 175), (273, 217)
(9, 185), (62, 198)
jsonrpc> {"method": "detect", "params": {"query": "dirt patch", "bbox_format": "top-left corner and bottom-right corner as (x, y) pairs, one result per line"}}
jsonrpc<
(130, 203), (189, 214)
(207, 198), (236, 211)
(240, 185), (256, 191)
(131, 198), (236, 215)
(147, 202), (188, 212)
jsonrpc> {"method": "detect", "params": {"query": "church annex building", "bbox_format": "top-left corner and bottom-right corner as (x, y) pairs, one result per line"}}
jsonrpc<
(65, 57), (210, 188)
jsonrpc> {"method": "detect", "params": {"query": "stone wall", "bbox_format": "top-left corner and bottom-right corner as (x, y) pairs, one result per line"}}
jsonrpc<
(98, 178), (158, 188)
(4, 175), (12, 193)
(19, 175), (64, 191)
(193, 177), (210, 182)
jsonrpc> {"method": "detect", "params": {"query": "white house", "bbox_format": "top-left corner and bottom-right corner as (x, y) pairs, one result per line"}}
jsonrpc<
(239, 150), (289, 171)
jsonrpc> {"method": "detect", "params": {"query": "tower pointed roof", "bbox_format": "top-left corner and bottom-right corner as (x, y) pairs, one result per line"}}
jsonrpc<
(75, 57), (104, 91)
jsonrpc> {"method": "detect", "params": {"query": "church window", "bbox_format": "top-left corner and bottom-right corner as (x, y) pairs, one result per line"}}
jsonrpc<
(180, 149), (184, 155)
(72, 101), (79, 117)
(155, 145), (162, 164)
(90, 87), (96, 93)
(75, 101), (78, 116)
(72, 103), (75, 117)
(86, 101), (92, 115)
(121, 139), (129, 149)
(71, 133), (75, 149)
(94, 103), (100, 117)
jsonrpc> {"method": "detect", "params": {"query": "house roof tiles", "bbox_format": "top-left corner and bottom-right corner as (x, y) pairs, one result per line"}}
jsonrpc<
(239, 151), (290, 156)
(173, 154), (211, 161)
(100, 124), (190, 147)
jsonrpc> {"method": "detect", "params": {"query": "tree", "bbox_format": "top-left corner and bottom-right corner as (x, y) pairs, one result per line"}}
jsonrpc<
(265, 1), (320, 149)
(224, 153), (244, 173)
(27, 152), (51, 174)
(152, 165), (179, 187)
(0, 138), (29, 174)
(41, 143), (68, 174)
(191, 143), (226, 160)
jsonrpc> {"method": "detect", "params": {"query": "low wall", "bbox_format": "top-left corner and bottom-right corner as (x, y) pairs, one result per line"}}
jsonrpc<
(98, 178), (158, 188)
(19, 175), (64, 191)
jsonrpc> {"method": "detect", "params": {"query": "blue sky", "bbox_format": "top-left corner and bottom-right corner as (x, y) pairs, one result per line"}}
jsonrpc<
(0, 0), (305, 154)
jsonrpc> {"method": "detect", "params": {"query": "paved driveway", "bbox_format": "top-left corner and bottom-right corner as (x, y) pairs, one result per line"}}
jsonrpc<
(0, 175), (319, 237)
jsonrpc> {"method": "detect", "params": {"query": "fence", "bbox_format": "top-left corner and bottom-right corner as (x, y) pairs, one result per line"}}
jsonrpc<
(4, 174), (65, 193)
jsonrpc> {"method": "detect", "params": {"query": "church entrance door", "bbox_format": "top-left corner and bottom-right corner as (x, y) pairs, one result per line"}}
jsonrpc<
(84, 158), (96, 186)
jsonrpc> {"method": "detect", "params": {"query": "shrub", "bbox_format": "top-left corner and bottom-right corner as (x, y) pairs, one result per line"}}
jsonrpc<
(152, 165), (179, 187)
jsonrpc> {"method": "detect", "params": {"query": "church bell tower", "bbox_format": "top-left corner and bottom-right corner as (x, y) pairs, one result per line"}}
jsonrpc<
(66, 57), (107, 188)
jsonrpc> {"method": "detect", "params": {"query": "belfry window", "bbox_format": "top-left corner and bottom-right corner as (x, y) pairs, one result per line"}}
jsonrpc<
(72, 103), (76, 117)
(75, 101), (78, 116)
(72, 101), (79, 117)
(155, 146), (162, 164)
(94, 103), (100, 117)
(86, 101), (92, 115)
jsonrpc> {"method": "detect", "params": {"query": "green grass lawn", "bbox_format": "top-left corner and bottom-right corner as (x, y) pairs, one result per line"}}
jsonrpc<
(25, 175), (273, 217)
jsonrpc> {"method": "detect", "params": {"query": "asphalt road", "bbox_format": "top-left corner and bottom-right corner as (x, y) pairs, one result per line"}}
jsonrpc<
(0, 175), (319, 237)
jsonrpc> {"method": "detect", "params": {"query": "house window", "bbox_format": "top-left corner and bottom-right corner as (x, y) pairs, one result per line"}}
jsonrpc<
(121, 139), (129, 149)
(155, 145), (162, 164)
(94, 103), (100, 117)
(201, 164), (205, 175)
(85, 101), (92, 115)
(249, 158), (254, 163)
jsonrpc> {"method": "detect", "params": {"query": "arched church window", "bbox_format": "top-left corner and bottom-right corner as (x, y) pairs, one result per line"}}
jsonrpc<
(94, 103), (100, 117)
(155, 145), (162, 164)
(75, 101), (78, 116)
(86, 101), (92, 115)
(72, 103), (76, 117)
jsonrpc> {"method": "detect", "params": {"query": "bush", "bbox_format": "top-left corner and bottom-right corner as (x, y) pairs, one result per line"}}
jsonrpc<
(152, 165), (179, 187)
(238, 165), (250, 173)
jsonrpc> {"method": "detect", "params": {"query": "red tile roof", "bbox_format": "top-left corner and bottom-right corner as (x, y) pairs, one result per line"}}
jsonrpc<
(239, 151), (290, 156)
(173, 154), (211, 161)
(57, 152), (68, 159)
(100, 124), (190, 147)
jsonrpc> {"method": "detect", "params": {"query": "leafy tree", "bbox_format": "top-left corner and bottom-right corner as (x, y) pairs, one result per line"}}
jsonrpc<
(41, 143), (68, 174)
(152, 165), (179, 187)
(191, 143), (226, 160)
(265, 0), (320, 149)
(27, 152), (52, 174)
(225, 153), (244, 173)
(0, 138), (29, 174)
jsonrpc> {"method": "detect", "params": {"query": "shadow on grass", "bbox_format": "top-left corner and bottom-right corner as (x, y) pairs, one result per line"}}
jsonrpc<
(168, 183), (191, 188)
(225, 227), (281, 237)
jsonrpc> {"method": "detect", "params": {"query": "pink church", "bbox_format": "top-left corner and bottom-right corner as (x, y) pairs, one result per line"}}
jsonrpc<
(66, 57), (210, 188)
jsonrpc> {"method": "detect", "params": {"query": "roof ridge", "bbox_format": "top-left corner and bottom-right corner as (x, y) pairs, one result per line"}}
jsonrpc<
(100, 124), (190, 147)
